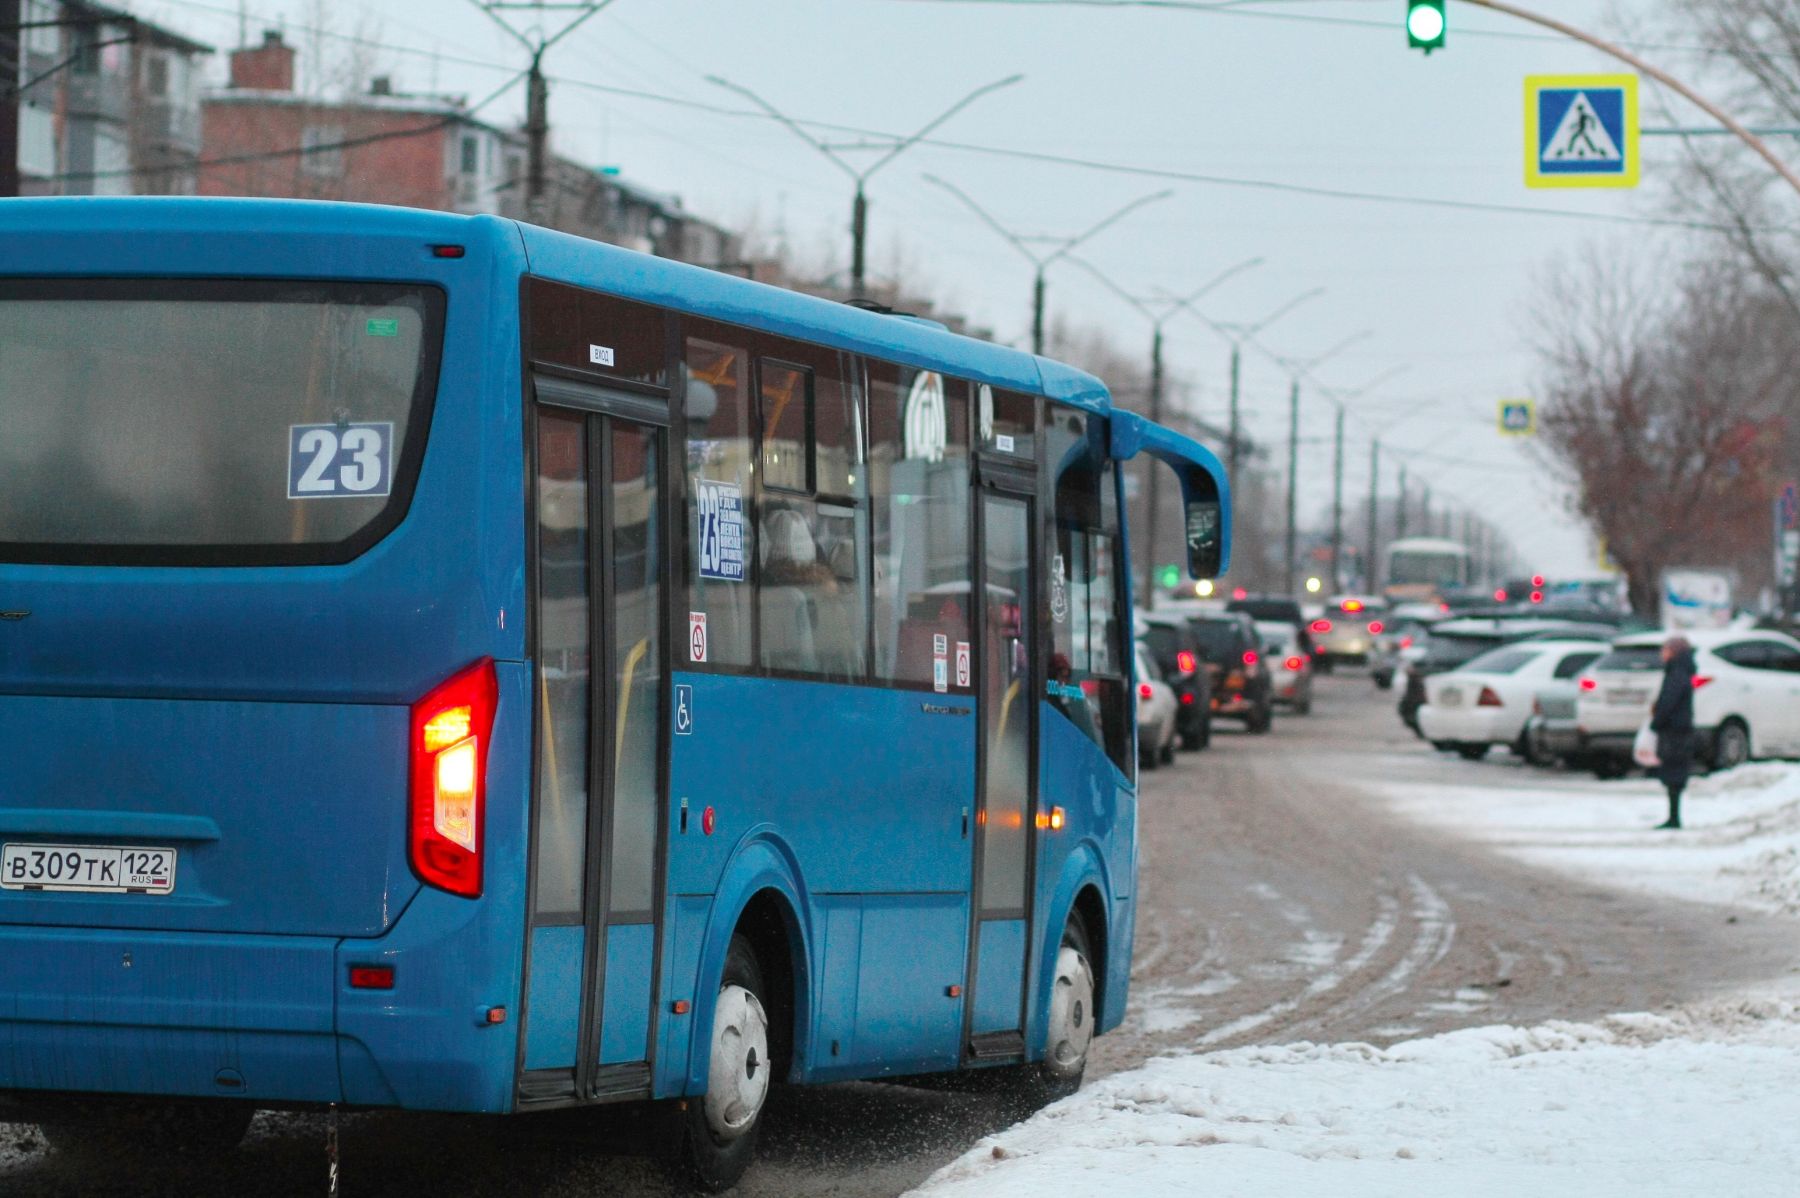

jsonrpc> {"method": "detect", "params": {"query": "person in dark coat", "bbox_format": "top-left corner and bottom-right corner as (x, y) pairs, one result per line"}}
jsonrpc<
(1649, 635), (1696, 829)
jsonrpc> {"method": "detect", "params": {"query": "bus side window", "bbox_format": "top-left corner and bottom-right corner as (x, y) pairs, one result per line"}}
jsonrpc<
(684, 328), (756, 668)
(755, 343), (869, 683)
(1046, 408), (1129, 773)
(868, 364), (972, 690)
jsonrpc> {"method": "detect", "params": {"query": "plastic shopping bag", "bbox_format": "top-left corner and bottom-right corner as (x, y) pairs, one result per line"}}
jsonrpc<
(1633, 723), (1660, 769)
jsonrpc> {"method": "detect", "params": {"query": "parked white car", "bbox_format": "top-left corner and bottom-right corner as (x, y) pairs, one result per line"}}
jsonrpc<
(1418, 638), (1608, 760)
(1573, 629), (1800, 777)
(1135, 641), (1178, 769)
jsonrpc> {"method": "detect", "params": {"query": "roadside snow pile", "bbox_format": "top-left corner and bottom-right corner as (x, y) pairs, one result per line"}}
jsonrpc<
(910, 999), (1800, 1198)
(1384, 762), (1800, 917)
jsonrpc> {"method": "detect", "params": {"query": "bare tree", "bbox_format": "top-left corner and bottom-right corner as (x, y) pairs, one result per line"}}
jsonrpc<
(1532, 244), (1792, 612)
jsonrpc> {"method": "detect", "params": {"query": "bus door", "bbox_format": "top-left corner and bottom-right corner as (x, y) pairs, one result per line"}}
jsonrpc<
(964, 461), (1039, 1061)
(522, 378), (670, 1105)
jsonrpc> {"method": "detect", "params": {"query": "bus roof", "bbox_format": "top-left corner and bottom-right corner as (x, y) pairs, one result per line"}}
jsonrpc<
(0, 196), (1114, 417)
(1385, 537), (1470, 555)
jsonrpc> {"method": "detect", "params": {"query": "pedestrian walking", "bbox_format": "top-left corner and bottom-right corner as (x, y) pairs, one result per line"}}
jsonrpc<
(1649, 635), (1696, 830)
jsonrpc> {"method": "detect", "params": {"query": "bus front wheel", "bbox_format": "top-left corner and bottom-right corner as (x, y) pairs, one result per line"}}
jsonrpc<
(672, 935), (770, 1193)
(997, 917), (1096, 1117)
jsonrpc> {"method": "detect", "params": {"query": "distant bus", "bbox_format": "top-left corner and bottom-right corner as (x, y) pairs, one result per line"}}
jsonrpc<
(0, 198), (1227, 1190)
(1382, 537), (1472, 603)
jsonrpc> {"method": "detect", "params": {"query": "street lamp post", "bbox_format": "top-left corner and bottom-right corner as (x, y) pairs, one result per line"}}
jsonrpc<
(1069, 255), (1270, 607)
(709, 74), (1023, 301)
(1309, 365), (1409, 591)
(1276, 331), (1373, 594)
(923, 176), (1172, 355)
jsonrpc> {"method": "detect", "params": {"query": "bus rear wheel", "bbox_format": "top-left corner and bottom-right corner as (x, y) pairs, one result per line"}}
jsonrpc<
(671, 935), (770, 1193)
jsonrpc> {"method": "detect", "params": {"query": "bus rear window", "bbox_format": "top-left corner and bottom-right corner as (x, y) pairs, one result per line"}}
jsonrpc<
(0, 279), (444, 565)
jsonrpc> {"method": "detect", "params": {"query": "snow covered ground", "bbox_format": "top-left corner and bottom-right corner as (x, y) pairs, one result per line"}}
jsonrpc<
(912, 760), (1800, 1197)
(912, 999), (1800, 1198)
(1381, 760), (1800, 918)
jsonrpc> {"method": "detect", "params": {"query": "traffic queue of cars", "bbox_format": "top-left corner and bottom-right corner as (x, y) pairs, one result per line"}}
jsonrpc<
(1395, 602), (1800, 779)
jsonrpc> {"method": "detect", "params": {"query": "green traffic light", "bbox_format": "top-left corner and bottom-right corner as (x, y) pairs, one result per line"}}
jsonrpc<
(1157, 565), (1181, 590)
(1406, 0), (1446, 52)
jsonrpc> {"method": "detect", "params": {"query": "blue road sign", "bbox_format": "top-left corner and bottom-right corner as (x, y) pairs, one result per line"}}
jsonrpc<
(1525, 75), (1639, 190)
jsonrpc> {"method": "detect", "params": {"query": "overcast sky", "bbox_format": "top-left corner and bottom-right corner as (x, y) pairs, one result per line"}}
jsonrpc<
(134, 0), (1739, 578)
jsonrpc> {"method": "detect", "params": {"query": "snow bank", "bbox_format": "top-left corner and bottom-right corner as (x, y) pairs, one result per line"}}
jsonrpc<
(910, 999), (1800, 1198)
(1383, 762), (1800, 917)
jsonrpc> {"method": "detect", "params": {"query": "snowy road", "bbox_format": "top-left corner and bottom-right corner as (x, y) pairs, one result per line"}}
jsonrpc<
(4, 673), (1794, 1195)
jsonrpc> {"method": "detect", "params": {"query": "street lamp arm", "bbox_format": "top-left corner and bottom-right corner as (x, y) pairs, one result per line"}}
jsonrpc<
(1460, 0), (1800, 201)
(860, 73), (1024, 182)
(1245, 286), (1326, 338)
(535, 0), (615, 51)
(1040, 188), (1173, 268)
(1171, 255), (1264, 306)
(922, 173), (1043, 266)
(706, 75), (862, 182)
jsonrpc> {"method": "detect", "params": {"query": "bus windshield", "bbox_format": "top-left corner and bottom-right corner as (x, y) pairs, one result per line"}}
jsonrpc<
(0, 280), (442, 563)
(1388, 551), (1467, 587)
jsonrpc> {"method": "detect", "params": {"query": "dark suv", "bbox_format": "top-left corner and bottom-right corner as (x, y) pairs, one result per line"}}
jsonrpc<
(1189, 612), (1274, 733)
(1139, 610), (1214, 750)
(1226, 594), (1314, 658)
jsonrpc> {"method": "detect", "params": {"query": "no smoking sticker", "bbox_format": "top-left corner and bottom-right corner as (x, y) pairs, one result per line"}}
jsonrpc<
(688, 612), (708, 663)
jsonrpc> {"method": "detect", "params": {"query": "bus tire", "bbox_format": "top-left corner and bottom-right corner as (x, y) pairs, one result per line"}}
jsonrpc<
(38, 1099), (253, 1162)
(997, 917), (1096, 1117)
(672, 935), (770, 1193)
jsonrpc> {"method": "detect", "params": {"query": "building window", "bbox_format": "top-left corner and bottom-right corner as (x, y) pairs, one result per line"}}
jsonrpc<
(301, 125), (345, 178)
(460, 135), (479, 176)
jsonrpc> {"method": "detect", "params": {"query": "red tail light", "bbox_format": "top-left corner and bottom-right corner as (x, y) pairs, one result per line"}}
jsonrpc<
(1311, 619), (1332, 634)
(1180, 692), (1195, 705)
(409, 659), (498, 898)
(1477, 686), (1504, 707)
(1243, 651), (1260, 667)
(1494, 589), (1508, 602)
(1285, 656), (1304, 671)
(1531, 575), (1545, 587)
(1400, 635), (1414, 648)
(1579, 677), (1598, 692)
(1368, 621), (1385, 635)
(1532, 698), (1543, 716)
(1530, 591), (1544, 604)
(1692, 675), (1714, 690)
(1177, 651), (1197, 674)
(1138, 683), (1154, 700)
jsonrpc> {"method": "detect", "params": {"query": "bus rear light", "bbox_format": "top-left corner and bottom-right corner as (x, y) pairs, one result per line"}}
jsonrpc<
(431, 244), (466, 258)
(1049, 806), (1065, 831)
(349, 965), (394, 990)
(409, 659), (497, 899)
(1177, 651), (1197, 674)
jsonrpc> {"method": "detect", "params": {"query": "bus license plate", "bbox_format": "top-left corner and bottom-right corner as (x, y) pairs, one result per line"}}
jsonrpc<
(1, 843), (177, 895)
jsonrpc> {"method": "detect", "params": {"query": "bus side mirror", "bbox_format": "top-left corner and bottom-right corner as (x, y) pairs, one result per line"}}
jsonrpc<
(1186, 499), (1223, 580)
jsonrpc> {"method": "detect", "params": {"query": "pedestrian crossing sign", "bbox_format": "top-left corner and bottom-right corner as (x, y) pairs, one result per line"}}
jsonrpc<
(1525, 75), (1639, 189)
(1498, 398), (1535, 437)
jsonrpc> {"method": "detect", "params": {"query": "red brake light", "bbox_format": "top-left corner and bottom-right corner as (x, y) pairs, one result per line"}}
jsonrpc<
(1177, 651), (1197, 674)
(1232, 587), (1249, 600)
(1139, 683), (1154, 700)
(1477, 686), (1504, 707)
(1243, 651), (1260, 667)
(1311, 619), (1332, 634)
(1530, 591), (1544, 604)
(1179, 692), (1195, 705)
(1494, 589), (1508, 602)
(1532, 575), (1545, 588)
(1400, 635), (1413, 648)
(1368, 621), (1385, 635)
(431, 244), (466, 258)
(1579, 677), (1598, 691)
(1285, 656), (1304, 671)
(349, 965), (395, 990)
(409, 659), (498, 898)
(1692, 675), (1714, 690)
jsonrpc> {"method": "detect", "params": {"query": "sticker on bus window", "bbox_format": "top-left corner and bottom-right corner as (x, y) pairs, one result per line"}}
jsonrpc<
(1050, 553), (1069, 624)
(688, 612), (709, 663)
(366, 318), (399, 337)
(955, 641), (972, 689)
(932, 634), (949, 694)
(695, 479), (746, 581)
(287, 423), (394, 500)
(589, 344), (615, 367)
(674, 684), (694, 734)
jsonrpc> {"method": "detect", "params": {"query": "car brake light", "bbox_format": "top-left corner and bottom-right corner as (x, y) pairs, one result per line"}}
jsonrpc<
(1368, 621), (1385, 635)
(410, 659), (498, 898)
(1180, 692), (1195, 705)
(1494, 588), (1508, 602)
(1692, 675), (1714, 690)
(1139, 683), (1154, 700)
(1532, 698), (1543, 716)
(1579, 677), (1598, 691)
(1243, 651), (1260, 667)
(1177, 651), (1197, 674)
(1400, 635), (1413, 648)
(1285, 656), (1304, 671)
(1311, 619), (1332, 634)
(1477, 686), (1503, 707)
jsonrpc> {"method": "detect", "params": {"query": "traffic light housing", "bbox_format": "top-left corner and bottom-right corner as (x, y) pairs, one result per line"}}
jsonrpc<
(1407, 0), (1447, 53)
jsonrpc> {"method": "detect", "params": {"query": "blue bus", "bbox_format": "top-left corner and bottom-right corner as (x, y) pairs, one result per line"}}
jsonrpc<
(0, 198), (1227, 1189)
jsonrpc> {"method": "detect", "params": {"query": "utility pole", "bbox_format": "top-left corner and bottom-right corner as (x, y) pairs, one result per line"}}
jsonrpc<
(1366, 438), (1381, 592)
(1148, 327), (1165, 602)
(924, 176), (1174, 355)
(1331, 406), (1346, 591)
(1396, 467), (1409, 541)
(1, 0), (19, 199)
(1285, 378), (1300, 594)
(713, 75), (1021, 302)
(473, 1), (613, 223)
